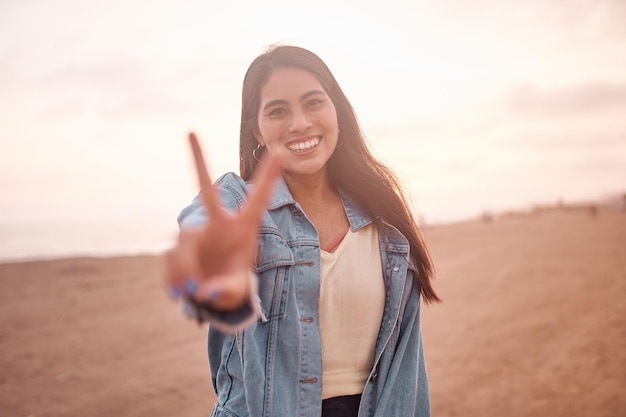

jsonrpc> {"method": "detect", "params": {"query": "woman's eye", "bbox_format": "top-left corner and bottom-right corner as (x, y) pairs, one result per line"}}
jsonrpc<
(307, 98), (323, 108)
(268, 108), (286, 116)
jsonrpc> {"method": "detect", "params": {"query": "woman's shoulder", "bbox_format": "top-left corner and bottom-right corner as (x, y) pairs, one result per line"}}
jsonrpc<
(213, 171), (248, 189)
(177, 172), (249, 227)
(215, 172), (250, 202)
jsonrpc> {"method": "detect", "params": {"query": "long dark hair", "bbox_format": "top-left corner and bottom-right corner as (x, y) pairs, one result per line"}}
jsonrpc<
(239, 45), (440, 303)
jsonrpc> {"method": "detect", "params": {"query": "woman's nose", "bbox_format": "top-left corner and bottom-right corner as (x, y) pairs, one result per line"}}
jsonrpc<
(289, 111), (312, 132)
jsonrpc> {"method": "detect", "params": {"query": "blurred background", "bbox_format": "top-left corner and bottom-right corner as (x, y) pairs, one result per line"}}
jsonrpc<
(1, 0), (624, 260)
(1, 1), (625, 416)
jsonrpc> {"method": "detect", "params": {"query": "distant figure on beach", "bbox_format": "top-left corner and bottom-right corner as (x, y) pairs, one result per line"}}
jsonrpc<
(163, 45), (439, 417)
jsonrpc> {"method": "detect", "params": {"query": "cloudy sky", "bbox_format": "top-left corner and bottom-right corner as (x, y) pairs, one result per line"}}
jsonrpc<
(1, 0), (625, 259)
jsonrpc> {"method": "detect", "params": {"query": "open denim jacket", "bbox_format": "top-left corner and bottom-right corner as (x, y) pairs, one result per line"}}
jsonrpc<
(178, 172), (430, 417)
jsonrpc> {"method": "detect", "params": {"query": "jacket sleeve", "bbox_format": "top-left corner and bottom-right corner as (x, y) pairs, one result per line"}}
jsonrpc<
(176, 173), (262, 333)
(395, 275), (431, 416)
(371, 271), (431, 417)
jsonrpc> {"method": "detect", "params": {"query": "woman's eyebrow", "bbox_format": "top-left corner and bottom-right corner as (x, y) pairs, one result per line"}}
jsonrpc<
(262, 99), (287, 111)
(301, 89), (326, 100)
(262, 90), (326, 111)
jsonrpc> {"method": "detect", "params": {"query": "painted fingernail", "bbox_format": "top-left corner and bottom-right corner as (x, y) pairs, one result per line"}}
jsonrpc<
(184, 278), (198, 295)
(207, 288), (221, 301)
(168, 286), (182, 300)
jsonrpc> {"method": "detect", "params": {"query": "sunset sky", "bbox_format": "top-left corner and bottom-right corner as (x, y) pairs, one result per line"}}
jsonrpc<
(1, 0), (625, 259)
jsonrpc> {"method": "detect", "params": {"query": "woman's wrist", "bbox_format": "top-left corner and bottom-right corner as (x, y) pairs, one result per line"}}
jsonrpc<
(180, 271), (261, 332)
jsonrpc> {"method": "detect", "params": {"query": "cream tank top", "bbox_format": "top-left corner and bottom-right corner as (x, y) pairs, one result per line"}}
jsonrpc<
(319, 223), (385, 399)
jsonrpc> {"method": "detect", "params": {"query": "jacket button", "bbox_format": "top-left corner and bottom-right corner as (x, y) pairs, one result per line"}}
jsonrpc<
(393, 266), (399, 272)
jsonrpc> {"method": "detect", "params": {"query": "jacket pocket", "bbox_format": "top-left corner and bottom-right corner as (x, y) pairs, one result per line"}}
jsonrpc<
(210, 403), (241, 417)
(254, 231), (294, 322)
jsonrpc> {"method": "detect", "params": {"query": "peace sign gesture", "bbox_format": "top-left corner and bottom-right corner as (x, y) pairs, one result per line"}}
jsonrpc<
(164, 132), (282, 312)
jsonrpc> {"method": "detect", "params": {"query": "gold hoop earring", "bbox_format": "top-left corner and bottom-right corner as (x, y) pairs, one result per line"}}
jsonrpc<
(252, 144), (265, 162)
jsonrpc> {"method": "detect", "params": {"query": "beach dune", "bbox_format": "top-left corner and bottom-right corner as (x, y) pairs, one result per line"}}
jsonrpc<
(0, 209), (624, 416)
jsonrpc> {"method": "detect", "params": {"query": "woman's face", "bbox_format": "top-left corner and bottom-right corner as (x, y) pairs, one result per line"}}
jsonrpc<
(255, 66), (339, 180)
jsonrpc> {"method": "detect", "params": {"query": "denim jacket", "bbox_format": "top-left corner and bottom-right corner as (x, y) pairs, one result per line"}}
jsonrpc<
(178, 172), (430, 417)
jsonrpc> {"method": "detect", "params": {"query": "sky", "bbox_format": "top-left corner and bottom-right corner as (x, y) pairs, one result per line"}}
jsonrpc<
(1, 0), (625, 260)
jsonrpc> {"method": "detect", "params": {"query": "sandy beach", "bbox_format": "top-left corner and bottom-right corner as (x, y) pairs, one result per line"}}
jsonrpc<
(1, 208), (624, 417)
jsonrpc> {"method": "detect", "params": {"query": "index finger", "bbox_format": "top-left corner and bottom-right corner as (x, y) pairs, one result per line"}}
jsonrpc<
(242, 150), (283, 223)
(188, 132), (223, 218)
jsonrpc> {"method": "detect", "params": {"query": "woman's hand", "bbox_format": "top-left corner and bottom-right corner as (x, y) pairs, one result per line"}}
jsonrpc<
(164, 132), (282, 311)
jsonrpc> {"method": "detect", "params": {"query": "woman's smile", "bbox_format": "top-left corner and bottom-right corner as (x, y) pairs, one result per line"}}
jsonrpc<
(287, 136), (321, 153)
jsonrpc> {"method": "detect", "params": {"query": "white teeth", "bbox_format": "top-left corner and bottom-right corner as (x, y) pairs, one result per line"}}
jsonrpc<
(288, 137), (320, 152)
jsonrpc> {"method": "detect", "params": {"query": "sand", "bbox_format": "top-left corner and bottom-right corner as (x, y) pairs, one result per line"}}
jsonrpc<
(1, 209), (624, 417)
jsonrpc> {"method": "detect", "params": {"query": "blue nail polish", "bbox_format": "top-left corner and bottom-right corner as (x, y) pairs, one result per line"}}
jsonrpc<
(207, 288), (221, 301)
(169, 286), (182, 300)
(184, 279), (198, 295)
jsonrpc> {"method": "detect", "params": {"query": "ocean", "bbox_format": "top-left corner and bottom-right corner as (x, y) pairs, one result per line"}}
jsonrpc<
(0, 220), (179, 262)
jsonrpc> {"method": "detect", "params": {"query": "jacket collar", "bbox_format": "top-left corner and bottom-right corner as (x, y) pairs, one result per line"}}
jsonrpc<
(339, 189), (375, 231)
(265, 176), (375, 232)
(265, 175), (297, 210)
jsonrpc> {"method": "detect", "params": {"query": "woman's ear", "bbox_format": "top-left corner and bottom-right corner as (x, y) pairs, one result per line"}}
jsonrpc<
(254, 132), (265, 147)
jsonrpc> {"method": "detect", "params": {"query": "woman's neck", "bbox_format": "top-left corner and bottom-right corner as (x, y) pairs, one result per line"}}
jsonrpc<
(283, 171), (349, 248)
(283, 171), (337, 207)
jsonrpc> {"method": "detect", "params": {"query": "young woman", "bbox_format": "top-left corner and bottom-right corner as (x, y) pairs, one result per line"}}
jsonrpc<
(165, 45), (440, 417)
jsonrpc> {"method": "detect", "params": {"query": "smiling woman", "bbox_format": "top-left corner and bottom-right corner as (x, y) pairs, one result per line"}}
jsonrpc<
(254, 67), (339, 180)
(163, 45), (439, 417)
